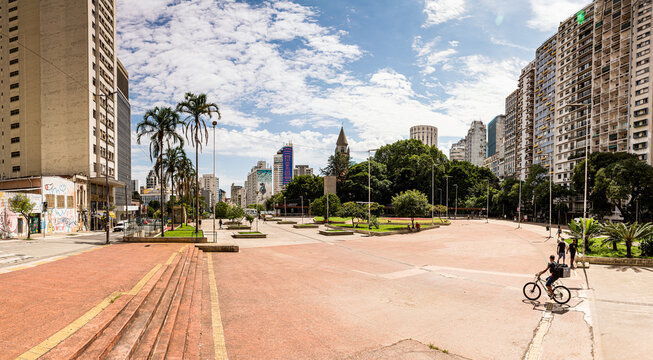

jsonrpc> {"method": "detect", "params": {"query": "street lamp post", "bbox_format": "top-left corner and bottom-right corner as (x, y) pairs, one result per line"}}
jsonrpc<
(453, 184), (458, 219)
(445, 176), (451, 218)
(284, 196), (287, 218)
(565, 102), (591, 259)
(300, 195), (304, 224)
(438, 188), (442, 205)
(485, 179), (490, 223)
(431, 163), (435, 225)
(368, 149), (378, 229)
(518, 179), (522, 229)
(99, 90), (117, 245)
(212, 120), (217, 243)
(548, 169), (553, 239)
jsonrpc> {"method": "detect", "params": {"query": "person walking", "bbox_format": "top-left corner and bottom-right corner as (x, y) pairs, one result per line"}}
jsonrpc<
(219, 218), (222, 230)
(568, 239), (578, 269)
(557, 240), (567, 265)
(557, 225), (563, 241)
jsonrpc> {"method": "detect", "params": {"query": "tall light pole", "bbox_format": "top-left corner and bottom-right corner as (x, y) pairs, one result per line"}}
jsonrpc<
(368, 149), (378, 229)
(518, 179), (522, 229)
(212, 120), (217, 243)
(326, 193), (329, 223)
(300, 195), (304, 224)
(284, 196), (287, 218)
(565, 102), (590, 257)
(453, 184), (458, 219)
(445, 176), (451, 218)
(548, 169), (553, 239)
(99, 90), (117, 245)
(485, 179), (490, 223)
(438, 188), (442, 205)
(431, 163), (435, 225)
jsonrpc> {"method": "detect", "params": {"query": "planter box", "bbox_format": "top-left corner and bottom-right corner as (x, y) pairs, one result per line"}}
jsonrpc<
(232, 232), (267, 239)
(227, 225), (251, 230)
(123, 236), (207, 243)
(277, 221), (297, 224)
(580, 255), (653, 267)
(267, 218), (282, 222)
(325, 224), (439, 236)
(224, 221), (242, 226)
(319, 229), (354, 236)
(293, 224), (319, 229)
(195, 244), (239, 252)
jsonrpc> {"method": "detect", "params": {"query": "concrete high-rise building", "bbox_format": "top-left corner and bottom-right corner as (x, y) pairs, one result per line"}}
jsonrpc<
(465, 121), (487, 167)
(410, 125), (438, 147)
(201, 174), (218, 209)
(246, 161), (271, 206)
(131, 180), (140, 195)
(554, 3), (595, 187)
(294, 165), (314, 176)
(273, 144), (293, 194)
(115, 60), (131, 210)
(504, 89), (520, 178)
(629, 0), (653, 163)
(449, 139), (466, 161)
(517, 61), (536, 180)
(534, 35), (557, 171)
(0, 0), (121, 216)
(230, 184), (243, 208)
(146, 170), (158, 189)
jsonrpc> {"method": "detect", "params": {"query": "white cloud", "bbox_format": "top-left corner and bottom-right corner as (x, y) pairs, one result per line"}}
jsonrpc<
(412, 36), (458, 74)
(422, 0), (466, 27)
(527, 0), (588, 32)
(489, 36), (533, 51)
(448, 40), (460, 47)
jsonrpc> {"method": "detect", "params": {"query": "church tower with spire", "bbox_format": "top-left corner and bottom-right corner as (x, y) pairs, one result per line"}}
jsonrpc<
(335, 127), (350, 156)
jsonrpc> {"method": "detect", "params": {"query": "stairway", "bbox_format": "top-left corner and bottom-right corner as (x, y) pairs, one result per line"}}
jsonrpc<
(41, 246), (215, 360)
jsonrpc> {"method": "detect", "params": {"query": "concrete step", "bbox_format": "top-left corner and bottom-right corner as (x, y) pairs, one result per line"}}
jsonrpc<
(199, 254), (215, 360)
(148, 247), (198, 360)
(184, 251), (204, 359)
(130, 246), (196, 359)
(103, 246), (187, 360)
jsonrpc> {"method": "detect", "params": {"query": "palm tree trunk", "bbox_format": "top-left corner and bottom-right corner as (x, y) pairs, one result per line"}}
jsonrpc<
(613, 242), (617, 251)
(160, 136), (165, 237)
(195, 122), (199, 234)
(171, 177), (175, 231)
(626, 241), (632, 258)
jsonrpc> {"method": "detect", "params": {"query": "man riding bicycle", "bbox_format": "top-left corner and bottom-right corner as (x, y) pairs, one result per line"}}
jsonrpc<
(536, 255), (559, 298)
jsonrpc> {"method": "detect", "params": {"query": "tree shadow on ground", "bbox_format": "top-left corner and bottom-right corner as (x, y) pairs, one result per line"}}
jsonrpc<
(606, 265), (653, 273)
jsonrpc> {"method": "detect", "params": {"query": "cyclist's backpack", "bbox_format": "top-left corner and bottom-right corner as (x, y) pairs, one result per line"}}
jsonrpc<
(554, 263), (570, 278)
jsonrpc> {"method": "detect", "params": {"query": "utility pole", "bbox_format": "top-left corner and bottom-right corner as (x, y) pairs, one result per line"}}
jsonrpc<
(212, 120), (217, 243)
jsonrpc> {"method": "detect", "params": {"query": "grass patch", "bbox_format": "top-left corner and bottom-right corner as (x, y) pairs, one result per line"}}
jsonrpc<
(565, 237), (652, 258)
(294, 223), (318, 227)
(238, 231), (262, 234)
(313, 217), (351, 222)
(332, 223), (436, 233)
(161, 225), (204, 238)
(313, 217), (450, 225)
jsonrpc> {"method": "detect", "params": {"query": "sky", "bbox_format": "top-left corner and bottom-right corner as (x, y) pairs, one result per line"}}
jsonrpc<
(118, 0), (589, 190)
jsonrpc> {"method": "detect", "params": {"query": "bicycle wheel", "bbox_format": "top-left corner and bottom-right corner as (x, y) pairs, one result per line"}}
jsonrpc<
(552, 285), (571, 304)
(523, 282), (541, 300)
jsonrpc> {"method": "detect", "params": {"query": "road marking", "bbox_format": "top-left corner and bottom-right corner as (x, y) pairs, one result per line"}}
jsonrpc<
(380, 268), (429, 279)
(422, 265), (532, 278)
(207, 255), (229, 360)
(524, 303), (554, 360)
(15, 291), (122, 360)
(0, 246), (107, 274)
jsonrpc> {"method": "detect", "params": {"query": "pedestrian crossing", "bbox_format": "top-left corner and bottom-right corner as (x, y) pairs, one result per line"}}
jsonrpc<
(0, 251), (32, 265)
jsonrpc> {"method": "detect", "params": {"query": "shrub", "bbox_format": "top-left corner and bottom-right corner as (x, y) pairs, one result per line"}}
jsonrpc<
(640, 238), (653, 257)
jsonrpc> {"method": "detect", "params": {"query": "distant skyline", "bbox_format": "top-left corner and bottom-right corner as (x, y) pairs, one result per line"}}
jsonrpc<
(118, 0), (589, 188)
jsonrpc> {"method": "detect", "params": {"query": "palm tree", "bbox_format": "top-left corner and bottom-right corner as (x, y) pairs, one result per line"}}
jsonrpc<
(600, 221), (653, 258)
(136, 107), (183, 236)
(566, 217), (601, 254)
(176, 93), (221, 233)
(161, 146), (187, 230)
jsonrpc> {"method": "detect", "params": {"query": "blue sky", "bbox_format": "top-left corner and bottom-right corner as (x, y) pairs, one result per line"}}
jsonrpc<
(118, 0), (588, 189)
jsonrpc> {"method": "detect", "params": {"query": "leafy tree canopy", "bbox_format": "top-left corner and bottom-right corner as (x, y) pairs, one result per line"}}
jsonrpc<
(391, 189), (430, 227)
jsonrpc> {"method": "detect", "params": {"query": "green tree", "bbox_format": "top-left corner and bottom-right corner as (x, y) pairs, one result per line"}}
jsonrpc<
(227, 205), (245, 222)
(592, 158), (653, 222)
(215, 202), (229, 219)
(309, 194), (341, 221)
(391, 189), (430, 227)
(566, 217), (601, 253)
(339, 161), (391, 204)
(432, 204), (448, 220)
(321, 152), (351, 183)
(177, 93), (221, 233)
(600, 221), (653, 258)
(283, 175), (324, 203)
(8, 194), (36, 239)
(338, 202), (367, 227)
(157, 146), (187, 229)
(137, 106), (183, 236)
(245, 214), (255, 226)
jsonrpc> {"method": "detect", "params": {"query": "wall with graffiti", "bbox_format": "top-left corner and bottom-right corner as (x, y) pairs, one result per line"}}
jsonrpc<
(42, 176), (79, 234)
(0, 192), (42, 239)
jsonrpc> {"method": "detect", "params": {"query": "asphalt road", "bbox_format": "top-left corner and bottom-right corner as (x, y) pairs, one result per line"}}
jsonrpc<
(0, 231), (124, 269)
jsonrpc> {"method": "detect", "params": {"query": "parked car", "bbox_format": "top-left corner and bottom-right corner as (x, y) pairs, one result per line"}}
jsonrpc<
(113, 221), (127, 232)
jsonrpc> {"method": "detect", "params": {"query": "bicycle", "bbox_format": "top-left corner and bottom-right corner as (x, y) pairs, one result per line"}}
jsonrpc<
(523, 276), (571, 304)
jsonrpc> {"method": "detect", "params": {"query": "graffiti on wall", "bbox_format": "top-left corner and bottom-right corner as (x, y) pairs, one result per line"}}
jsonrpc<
(42, 177), (78, 234)
(0, 191), (42, 238)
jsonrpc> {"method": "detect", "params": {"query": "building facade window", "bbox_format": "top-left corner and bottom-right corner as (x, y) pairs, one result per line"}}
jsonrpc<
(12, 166), (20, 172)
(10, 137), (20, 143)
(10, 151), (19, 158)
(10, 123), (19, 129)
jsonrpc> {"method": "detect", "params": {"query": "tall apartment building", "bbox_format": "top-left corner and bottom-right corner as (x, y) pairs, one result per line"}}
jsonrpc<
(230, 184), (243, 207)
(504, 90), (520, 177)
(517, 62), (536, 180)
(409, 125), (438, 147)
(115, 59), (131, 210)
(146, 170), (158, 189)
(273, 144), (293, 194)
(554, 3), (596, 186)
(294, 165), (314, 176)
(534, 36), (557, 170)
(0, 0), (121, 218)
(201, 174), (218, 209)
(629, 0), (653, 162)
(449, 139), (466, 161)
(465, 121), (487, 167)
